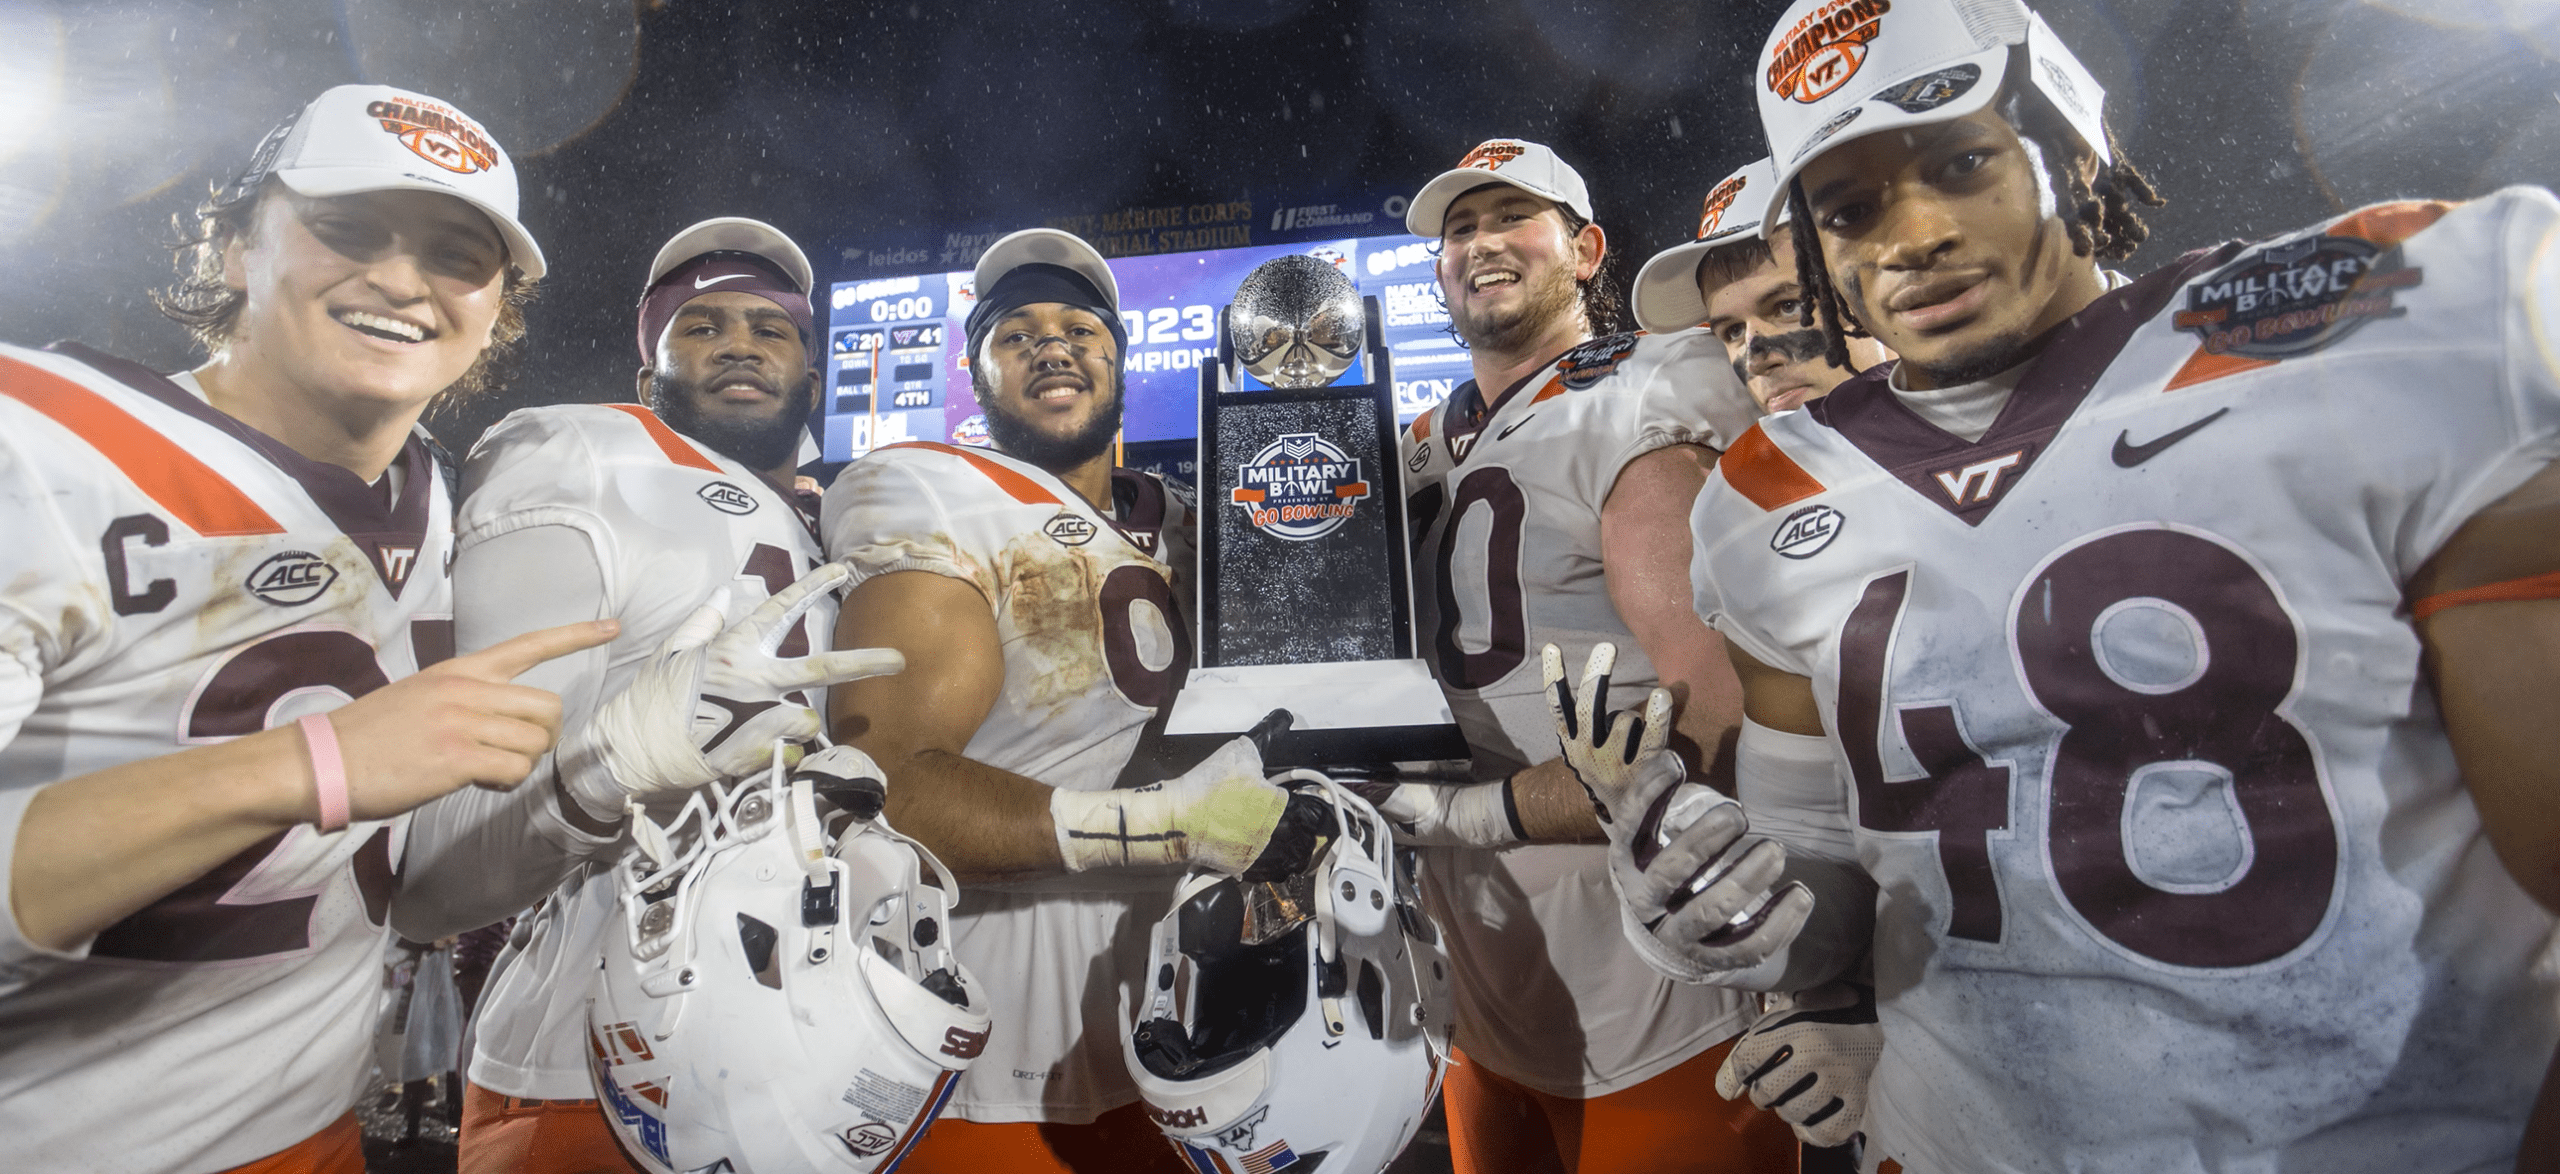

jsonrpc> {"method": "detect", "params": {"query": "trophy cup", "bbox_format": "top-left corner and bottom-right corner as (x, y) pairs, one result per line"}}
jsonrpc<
(1162, 254), (1466, 768)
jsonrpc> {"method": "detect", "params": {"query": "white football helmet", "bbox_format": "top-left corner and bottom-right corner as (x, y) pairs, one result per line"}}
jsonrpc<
(590, 745), (993, 1174)
(1122, 774), (1454, 1174)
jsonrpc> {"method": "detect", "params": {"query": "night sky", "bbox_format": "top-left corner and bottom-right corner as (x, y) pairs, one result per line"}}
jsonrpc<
(4, 0), (2553, 451)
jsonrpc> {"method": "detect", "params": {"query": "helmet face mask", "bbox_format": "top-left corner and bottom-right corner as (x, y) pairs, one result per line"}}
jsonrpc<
(1125, 778), (1455, 1174)
(591, 749), (992, 1173)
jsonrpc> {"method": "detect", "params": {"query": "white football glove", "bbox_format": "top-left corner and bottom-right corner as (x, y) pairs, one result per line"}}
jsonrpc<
(1543, 642), (1813, 983)
(1052, 712), (1333, 878)
(562, 563), (904, 820)
(1714, 982), (1882, 1148)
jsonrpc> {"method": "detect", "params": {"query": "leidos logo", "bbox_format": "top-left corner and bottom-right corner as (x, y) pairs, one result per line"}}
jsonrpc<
(1771, 504), (1844, 558)
(1696, 175), (1749, 240)
(1229, 432), (1371, 542)
(1767, 0), (1892, 103)
(246, 550), (337, 605)
(365, 97), (498, 175)
(1456, 141), (1527, 171)
(698, 481), (760, 515)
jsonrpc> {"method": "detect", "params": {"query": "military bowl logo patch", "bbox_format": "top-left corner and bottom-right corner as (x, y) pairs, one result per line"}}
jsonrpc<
(1553, 333), (1640, 391)
(1228, 432), (1371, 541)
(2171, 234), (2423, 360)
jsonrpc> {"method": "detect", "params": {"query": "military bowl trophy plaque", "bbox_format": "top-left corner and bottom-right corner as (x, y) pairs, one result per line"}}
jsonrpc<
(1163, 254), (1467, 769)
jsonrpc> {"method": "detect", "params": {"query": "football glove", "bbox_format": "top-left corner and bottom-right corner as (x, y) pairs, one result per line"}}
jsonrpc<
(1714, 982), (1882, 1148)
(1342, 773), (1523, 849)
(1543, 642), (1813, 982)
(562, 563), (904, 820)
(1053, 709), (1326, 877)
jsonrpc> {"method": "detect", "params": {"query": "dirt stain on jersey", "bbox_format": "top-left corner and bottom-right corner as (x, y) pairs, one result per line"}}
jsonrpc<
(997, 530), (1120, 717)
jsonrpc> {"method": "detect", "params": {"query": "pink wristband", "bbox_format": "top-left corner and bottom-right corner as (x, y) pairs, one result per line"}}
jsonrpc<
(298, 713), (350, 833)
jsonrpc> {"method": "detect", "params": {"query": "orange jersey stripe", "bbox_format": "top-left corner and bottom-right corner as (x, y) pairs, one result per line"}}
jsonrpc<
(0, 354), (283, 537)
(2411, 569), (2560, 621)
(882, 441), (1063, 506)
(601, 404), (723, 472)
(1529, 376), (1571, 405)
(2331, 199), (2456, 249)
(1410, 411), (1433, 441)
(1718, 424), (1826, 511)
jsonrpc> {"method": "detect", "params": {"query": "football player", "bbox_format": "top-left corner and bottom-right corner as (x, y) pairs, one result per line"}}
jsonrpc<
(0, 86), (617, 1173)
(1374, 138), (1794, 1174)
(395, 218), (896, 1173)
(823, 228), (1330, 1174)
(1568, 0), (2560, 1170)
(1632, 157), (1892, 413)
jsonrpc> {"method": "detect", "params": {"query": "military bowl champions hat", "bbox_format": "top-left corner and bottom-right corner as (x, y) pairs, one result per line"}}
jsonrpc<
(1631, 156), (1788, 335)
(1754, 0), (2110, 231)
(1404, 138), (1596, 238)
(225, 83), (546, 279)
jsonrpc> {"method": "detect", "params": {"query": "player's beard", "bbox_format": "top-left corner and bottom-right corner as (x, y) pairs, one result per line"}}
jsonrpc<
(1449, 258), (1580, 354)
(983, 371), (1125, 473)
(648, 370), (817, 472)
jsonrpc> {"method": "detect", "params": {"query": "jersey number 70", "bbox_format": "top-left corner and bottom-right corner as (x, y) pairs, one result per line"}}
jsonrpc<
(1836, 525), (2343, 970)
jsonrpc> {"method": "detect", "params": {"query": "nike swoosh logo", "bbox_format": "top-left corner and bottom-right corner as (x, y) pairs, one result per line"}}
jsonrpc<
(1496, 413), (1537, 441)
(694, 272), (750, 289)
(2112, 407), (2230, 468)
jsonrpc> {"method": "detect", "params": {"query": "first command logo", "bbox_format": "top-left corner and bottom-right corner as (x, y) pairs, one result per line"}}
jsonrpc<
(2171, 233), (2423, 359)
(1767, 0), (1891, 103)
(1229, 433), (1371, 541)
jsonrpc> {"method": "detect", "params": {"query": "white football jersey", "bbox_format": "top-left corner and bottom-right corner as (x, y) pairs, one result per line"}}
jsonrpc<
(0, 343), (453, 1173)
(823, 441), (1195, 1123)
(1692, 190), (2560, 1174)
(1398, 330), (1761, 1097)
(449, 403), (831, 1100)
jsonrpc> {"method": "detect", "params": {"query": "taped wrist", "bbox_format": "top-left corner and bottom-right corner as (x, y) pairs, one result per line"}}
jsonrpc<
(1735, 717), (1854, 861)
(1051, 786), (1186, 872)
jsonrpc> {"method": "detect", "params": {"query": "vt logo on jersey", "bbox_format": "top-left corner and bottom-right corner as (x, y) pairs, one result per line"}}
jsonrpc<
(2172, 233), (2424, 359)
(246, 550), (337, 606)
(1229, 432), (1371, 541)
(1933, 448), (2028, 507)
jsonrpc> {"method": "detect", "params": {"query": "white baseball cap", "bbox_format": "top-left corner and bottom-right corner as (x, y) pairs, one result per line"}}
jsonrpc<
(1631, 157), (1792, 335)
(970, 227), (1119, 314)
(645, 217), (813, 295)
(1404, 139), (1596, 238)
(1753, 0), (2109, 231)
(227, 84), (546, 279)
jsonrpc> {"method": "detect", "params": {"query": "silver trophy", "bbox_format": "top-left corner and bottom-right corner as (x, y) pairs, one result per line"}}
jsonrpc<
(1166, 254), (1464, 769)
(1230, 254), (1365, 389)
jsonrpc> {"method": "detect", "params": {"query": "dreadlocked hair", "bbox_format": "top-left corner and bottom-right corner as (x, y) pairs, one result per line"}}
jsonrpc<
(154, 176), (539, 409)
(2000, 89), (2164, 263)
(1785, 181), (1863, 372)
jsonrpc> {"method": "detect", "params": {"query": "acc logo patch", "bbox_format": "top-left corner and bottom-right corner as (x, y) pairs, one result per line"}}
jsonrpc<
(2171, 234), (2423, 360)
(1873, 63), (1979, 114)
(364, 96), (498, 175)
(1771, 504), (1844, 559)
(1767, 0), (1891, 103)
(1044, 513), (1098, 546)
(1552, 333), (1640, 391)
(246, 550), (337, 606)
(839, 1122), (897, 1157)
(698, 481), (759, 515)
(1229, 432), (1371, 541)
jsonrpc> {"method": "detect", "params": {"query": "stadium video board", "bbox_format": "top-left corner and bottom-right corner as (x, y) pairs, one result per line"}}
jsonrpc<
(817, 234), (1467, 465)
